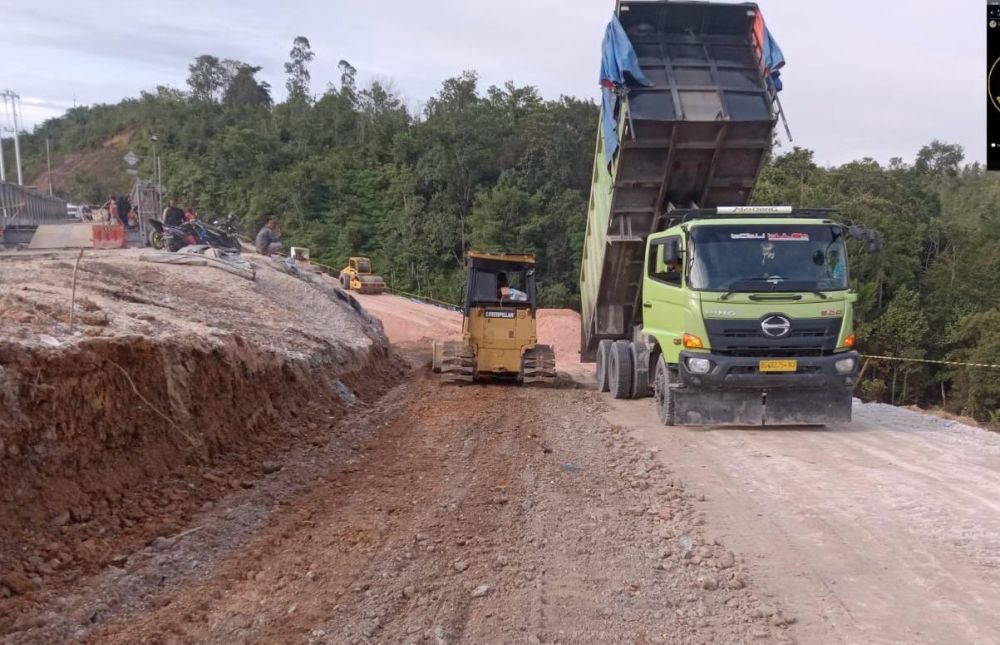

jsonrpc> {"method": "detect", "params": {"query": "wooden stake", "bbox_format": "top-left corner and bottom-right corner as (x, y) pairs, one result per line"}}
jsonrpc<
(69, 248), (84, 331)
(853, 357), (872, 393)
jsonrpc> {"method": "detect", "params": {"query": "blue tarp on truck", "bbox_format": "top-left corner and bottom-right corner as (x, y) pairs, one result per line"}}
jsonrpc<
(599, 15), (653, 163)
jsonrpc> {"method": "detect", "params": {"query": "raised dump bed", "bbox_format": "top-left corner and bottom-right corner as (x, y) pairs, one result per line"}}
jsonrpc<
(580, 1), (780, 360)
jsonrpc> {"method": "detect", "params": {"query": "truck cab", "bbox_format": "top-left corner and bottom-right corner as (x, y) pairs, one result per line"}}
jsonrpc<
(639, 207), (870, 425)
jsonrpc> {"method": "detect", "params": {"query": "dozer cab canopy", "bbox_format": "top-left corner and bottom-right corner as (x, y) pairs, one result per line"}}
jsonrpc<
(433, 251), (554, 385)
(463, 252), (538, 313)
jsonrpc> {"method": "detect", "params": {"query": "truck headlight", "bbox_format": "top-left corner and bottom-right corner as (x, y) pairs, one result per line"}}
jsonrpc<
(687, 357), (713, 374)
(835, 357), (856, 374)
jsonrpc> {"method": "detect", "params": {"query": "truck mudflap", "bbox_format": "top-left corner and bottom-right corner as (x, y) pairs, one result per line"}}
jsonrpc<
(672, 386), (854, 426)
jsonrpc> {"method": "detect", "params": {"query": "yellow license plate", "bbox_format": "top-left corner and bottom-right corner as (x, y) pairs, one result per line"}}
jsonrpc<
(759, 359), (798, 373)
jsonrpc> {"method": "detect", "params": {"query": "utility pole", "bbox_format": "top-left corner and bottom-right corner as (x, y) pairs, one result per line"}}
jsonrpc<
(14, 93), (23, 186)
(1, 90), (24, 186)
(46, 138), (53, 196)
(151, 134), (162, 189)
(0, 93), (7, 182)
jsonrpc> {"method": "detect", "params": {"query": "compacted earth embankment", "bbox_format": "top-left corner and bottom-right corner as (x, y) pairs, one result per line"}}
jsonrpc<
(0, 251), (400, 630)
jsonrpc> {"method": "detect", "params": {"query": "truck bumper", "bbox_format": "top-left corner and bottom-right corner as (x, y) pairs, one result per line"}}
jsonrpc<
(673, 351), (859, 426)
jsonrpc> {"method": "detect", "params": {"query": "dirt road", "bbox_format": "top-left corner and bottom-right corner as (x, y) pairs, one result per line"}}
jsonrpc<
(356, 294), (1000, 643)
(615, 398), (1000, 644)
(7, 361), (782, 644)
(3, 292), (782, 643)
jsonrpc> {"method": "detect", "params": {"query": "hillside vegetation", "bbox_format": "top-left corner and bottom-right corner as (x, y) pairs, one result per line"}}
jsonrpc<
(5, 38), (1000, 421)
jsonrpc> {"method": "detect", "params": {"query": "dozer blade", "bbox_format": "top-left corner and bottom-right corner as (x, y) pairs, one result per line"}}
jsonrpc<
(438, 341), (475, 383)
(521, 344), (556, 385)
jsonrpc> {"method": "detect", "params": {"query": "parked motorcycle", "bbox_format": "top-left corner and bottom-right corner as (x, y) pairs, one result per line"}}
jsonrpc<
(206, 214), (242, 253)
(148, 219), (197, 252)
(148, 217), (241, 254)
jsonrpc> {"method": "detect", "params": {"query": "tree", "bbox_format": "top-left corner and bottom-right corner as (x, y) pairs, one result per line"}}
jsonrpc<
(915, 140), (964, 177)
(947, 309), (1000, 419)
(285, 36), (315, 100)
(223, 65), (272, 110)
(338, 60), (358, 105)
(187, 55), (223, 102)
(865, 287), (930, 405)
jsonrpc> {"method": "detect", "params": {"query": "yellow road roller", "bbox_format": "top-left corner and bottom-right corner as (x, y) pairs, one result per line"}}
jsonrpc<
(339, 257), (386, 294)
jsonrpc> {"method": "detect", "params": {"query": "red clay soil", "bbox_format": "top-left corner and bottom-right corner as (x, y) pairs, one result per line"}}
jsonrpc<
(354, 294), (585, 372)
(536, 309), (583, 369)
(0, 251), (400, 624)
(31, 133), (132, 198)
(28, 370), (784, 644)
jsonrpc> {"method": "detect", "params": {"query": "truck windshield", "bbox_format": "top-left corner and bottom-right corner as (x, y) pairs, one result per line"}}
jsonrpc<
(688, 225), (848, 292)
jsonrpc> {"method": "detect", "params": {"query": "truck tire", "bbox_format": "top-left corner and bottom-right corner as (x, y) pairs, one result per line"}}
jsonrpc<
(609, 341), (634, 400)
(630, 342), (651, 399)
(340, 274), (350, 289)
(654, 354), (677, 426)
(596, 339), (613, 393)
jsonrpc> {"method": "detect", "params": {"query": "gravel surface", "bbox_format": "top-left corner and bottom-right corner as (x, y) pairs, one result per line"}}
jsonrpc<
(25, 369), (786, 644)
(614, 396), (1000, 643)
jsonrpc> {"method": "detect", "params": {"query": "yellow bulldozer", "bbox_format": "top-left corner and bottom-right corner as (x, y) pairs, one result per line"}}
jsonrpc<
(432, 251), (556, 385)
(339, 257), (386, 295)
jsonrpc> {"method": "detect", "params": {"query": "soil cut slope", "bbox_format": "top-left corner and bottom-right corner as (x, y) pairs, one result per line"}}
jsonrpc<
(0, 250), (399, 625)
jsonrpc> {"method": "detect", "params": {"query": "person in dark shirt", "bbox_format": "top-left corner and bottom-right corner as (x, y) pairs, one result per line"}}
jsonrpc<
(162, 199), (185, 227)
(255, 217), (282, 256)
(116, 196), (132, 228)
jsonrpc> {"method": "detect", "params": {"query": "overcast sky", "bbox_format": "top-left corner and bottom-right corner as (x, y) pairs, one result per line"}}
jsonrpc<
(0, 0), (984, 166)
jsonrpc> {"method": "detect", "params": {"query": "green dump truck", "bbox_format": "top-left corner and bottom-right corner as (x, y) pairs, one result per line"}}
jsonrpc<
(580, 1), (879, 425)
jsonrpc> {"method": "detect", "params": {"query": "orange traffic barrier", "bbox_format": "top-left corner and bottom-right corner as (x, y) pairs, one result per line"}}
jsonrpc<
(91, 223), (126, 249)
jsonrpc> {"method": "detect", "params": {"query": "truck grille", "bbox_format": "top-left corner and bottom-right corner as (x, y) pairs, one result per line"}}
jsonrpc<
(705, 318), (842, 357)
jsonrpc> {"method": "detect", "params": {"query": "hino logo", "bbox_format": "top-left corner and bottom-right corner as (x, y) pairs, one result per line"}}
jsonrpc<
(761, 315), (792, 338)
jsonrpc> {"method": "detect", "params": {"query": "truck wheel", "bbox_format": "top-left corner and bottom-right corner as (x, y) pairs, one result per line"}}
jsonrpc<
(654, 354), (676, 426)
(608, 341), (634, 400)
(340, 274), (349, 289)
(596, 339), (613, 392)
(630, 342), (651, 399)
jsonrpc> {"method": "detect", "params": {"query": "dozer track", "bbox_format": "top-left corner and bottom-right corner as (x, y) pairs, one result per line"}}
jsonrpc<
(521, 344), (556, 385)
(438, 341), (475, 383)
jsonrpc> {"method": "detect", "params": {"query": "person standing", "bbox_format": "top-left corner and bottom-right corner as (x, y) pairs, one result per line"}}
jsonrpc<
(116, 195), (131, 228)
(162, 199), (185, 227)
(107, 196), (119, 224)
(255, 216), (282, 257)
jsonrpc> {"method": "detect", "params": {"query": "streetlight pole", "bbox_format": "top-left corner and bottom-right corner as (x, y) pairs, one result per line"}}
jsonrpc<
(0, 125), (6, 183)
(46, 138), (53, 196)
(5, 91), (24, 186)
(150, 134), (160, 188)
(0, 93), (7, 182)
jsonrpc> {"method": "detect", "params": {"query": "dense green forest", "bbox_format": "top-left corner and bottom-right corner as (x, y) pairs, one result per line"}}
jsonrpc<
(6, 38), (1000, 422)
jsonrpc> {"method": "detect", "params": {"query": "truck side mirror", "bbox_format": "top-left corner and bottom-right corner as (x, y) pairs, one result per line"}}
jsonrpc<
(662, 239), (681, 263)
(848, 225), (882, 254)
(865, 230), (882, 254)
